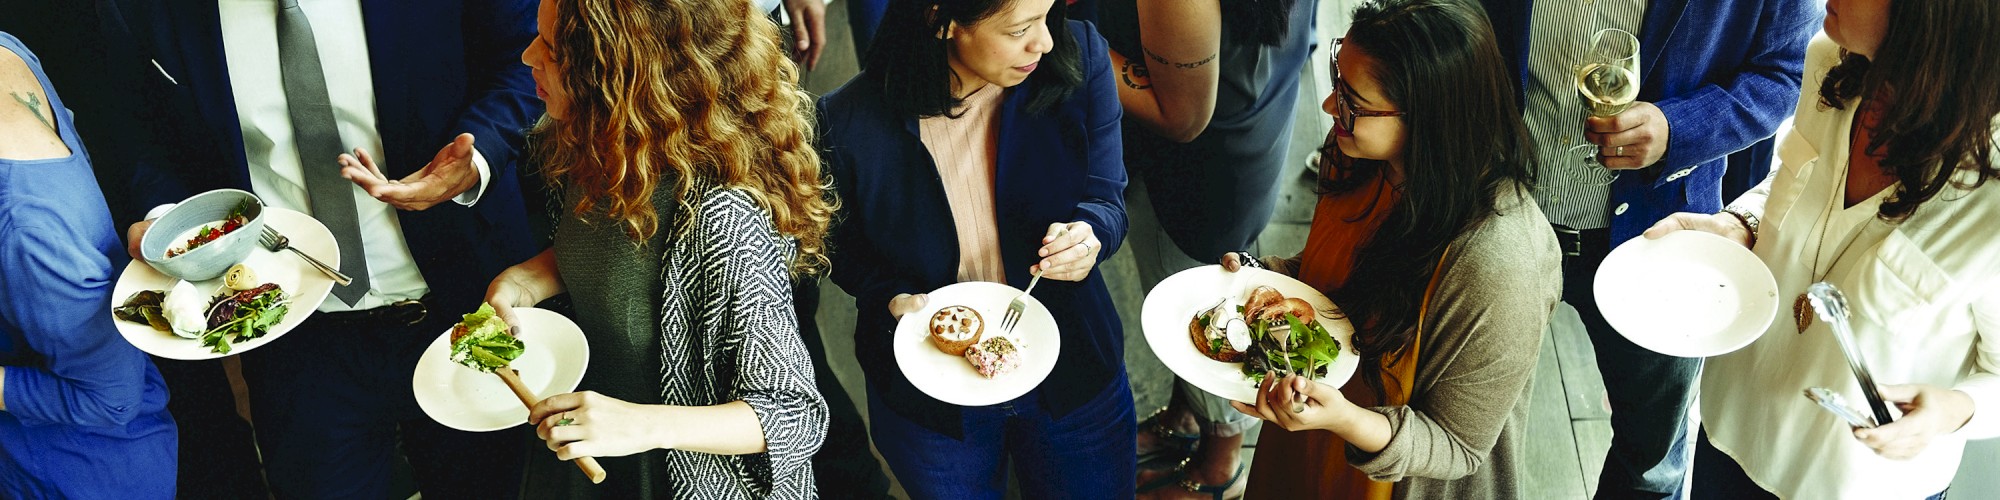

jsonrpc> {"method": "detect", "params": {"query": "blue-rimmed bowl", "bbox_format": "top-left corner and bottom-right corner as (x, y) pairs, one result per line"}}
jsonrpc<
(141, 189), (266, 282)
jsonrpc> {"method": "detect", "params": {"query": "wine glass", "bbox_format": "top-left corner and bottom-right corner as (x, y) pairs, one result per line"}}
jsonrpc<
(1567, 28), (1640, 185)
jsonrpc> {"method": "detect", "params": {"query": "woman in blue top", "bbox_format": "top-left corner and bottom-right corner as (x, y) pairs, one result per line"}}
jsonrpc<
(818, 0), (1133, 496)
(0, 32), (177, 498)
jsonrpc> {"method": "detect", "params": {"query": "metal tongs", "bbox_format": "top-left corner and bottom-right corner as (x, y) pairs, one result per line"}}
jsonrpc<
(1805, 282), (1895, 426)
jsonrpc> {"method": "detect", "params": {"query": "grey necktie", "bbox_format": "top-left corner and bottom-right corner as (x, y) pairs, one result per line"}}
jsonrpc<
(276, 0), (371, 305)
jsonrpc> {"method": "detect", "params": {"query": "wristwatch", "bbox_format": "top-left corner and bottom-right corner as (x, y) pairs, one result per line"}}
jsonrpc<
(1719, 206), (1760, 248)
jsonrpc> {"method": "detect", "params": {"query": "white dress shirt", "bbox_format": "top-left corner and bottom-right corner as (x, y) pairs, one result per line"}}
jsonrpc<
(180, 0), (490, 312)
(1701, 36), (2000, 499)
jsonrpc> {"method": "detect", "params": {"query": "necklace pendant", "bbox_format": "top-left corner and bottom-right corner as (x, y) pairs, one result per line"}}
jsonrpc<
(1793, 293), (1814, 333)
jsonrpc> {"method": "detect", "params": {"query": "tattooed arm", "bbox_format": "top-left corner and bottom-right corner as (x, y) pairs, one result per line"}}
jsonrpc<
(0, 46), (69, 161)
(1108, 0), (1222, 143)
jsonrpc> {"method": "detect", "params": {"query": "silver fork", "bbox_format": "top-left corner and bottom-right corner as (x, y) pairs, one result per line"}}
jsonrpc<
(1001, 270), (1044, 334)
(259, 226), (353, 285)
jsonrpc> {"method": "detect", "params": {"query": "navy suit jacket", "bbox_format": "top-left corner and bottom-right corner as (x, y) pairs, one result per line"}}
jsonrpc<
(1481, 0), (1820, 243)
(820, 20), (1129, 438)
(98, 0), (543, 311)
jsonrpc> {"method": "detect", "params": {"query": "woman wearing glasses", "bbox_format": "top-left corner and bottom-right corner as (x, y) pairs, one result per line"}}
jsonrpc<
(1647, 0), (2000, 497)
(1091, 0), (1315, 496)
(1220, 0), (1560, 498)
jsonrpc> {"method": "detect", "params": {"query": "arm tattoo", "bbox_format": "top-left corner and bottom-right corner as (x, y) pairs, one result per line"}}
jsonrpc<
(1143, 47), (1217, 70)
(10, 91), (52, 131)
(1120, 60), (1152, 90)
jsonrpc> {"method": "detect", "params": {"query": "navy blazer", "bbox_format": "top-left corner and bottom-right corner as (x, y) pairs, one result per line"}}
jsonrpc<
(1481, 0), (1820, 243)
(98, 0), (543, 310)
(820, 20), (1129, 438)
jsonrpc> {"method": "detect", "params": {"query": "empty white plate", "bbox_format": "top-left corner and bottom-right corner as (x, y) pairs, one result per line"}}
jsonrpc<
(1594, 231), (1780, 358)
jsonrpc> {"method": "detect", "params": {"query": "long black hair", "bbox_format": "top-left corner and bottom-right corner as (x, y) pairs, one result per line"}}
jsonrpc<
(1224, 0), (1299, 46)
(1818, 0), (2000, 222)
(864, 0), (1084, 118)
(1318, 0), (1536, 398)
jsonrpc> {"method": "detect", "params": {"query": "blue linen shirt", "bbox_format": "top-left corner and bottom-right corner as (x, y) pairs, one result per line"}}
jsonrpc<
(0, 31), (177, 499)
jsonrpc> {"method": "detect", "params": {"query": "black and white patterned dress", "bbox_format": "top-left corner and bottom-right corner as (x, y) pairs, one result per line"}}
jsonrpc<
(527, 185), (827, 499)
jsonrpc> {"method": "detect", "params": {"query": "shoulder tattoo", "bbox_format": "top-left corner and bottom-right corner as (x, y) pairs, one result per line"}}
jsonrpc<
(10, 91), (52, 131)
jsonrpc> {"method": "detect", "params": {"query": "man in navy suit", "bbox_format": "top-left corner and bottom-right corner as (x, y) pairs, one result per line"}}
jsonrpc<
(100, 0), (541, 498)
(1477, 0), (1820, 498)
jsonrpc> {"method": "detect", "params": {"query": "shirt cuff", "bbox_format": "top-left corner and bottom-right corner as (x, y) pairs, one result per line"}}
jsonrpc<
(143, 203), (178, 221)
(453, 148), (493, 207)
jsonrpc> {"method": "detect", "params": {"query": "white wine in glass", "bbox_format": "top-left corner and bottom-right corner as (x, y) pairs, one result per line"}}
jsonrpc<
(1576, 62), (1639, 117)
(1566, 28), (1641, 185)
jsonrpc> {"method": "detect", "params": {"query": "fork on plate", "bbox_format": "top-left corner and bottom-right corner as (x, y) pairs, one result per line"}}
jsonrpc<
(258, 226), (352, 285)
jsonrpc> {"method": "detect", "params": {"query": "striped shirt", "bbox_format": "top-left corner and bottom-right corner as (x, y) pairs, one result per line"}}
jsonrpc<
(1522, 0), (1647, 229)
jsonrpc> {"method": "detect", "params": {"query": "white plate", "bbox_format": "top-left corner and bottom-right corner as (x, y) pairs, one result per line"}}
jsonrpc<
(1594, 231), (1780, 358)
(1141, 266), (1358, 404)
(413, 307), (591, 432)
(893, 281), (1061, 407)
(110, 207), (337, 360)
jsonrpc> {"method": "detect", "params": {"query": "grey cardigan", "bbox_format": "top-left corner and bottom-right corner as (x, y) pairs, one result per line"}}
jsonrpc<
(1345, 185), (1563, 499)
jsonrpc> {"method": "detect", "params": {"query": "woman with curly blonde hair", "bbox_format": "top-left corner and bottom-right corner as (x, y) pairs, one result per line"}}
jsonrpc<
(483, 0), (834, 497)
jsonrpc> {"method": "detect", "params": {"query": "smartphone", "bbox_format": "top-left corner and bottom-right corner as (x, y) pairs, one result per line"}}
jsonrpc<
(1805, 387), (1878, 429)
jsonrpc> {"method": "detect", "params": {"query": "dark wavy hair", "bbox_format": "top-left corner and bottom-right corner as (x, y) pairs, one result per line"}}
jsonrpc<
(863, 0), (1082, 118)
(1817, 0), (2000, 222)
(1224, 0), (1299, 46)
(1316, 0), (1536, 398)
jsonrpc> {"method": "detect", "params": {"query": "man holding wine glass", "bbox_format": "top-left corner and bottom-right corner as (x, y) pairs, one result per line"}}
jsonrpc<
(1477, 0), (1821, 498)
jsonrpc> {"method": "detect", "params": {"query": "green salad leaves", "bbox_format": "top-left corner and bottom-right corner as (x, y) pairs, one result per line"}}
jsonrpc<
(450, 304), (524, 372)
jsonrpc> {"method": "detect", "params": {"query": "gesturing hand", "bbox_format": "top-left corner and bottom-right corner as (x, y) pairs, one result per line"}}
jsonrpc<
(530, 391), (671, 460)
(1852, 384), (1975, 460)
(340, 133), (482, 211)
(782, 0), (825, 71)
(1030, 222), (1101, 282)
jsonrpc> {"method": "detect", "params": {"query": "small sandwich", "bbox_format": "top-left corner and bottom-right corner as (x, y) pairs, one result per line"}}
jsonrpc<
(928, 305), (984, 356)
(1189, 298), (1250, 363)
(963, 336), (1021, 378)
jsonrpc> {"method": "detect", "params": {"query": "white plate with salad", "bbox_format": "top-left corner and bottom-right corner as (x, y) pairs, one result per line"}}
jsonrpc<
(1142, 266), (1358, 404)
(109, 207), (337, 360)
(413, 306), (590, 432)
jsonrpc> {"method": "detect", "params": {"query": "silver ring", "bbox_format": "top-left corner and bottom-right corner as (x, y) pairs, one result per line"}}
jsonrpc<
(1615, 146), (1626, 157)
(1079, 240), (1093, 253)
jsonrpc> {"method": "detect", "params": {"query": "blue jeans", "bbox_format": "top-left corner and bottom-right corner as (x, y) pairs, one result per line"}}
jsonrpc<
(1558, 225), (1700, 499)
(1693, 429), (1946, 500)
(867, 374), (1136, 499)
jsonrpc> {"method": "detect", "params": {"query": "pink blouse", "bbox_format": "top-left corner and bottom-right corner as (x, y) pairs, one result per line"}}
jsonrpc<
(916, 85), (1007, 283)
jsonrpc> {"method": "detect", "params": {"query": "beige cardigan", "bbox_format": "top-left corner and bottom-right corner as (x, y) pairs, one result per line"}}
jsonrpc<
(1343, 184), (1564, 498)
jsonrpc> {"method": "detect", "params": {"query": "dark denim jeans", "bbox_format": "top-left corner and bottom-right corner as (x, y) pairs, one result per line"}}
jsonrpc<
(867, 373), (1136, 500)
(1693, 429), (1946, 500)
(1558, 225), (1702, 499)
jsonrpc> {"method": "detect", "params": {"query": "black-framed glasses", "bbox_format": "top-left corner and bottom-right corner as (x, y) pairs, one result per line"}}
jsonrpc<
(1329, 38), (1404, 131)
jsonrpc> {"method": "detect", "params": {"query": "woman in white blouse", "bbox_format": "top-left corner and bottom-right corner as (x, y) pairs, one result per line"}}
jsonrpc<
(1644, 0), (2000, 497)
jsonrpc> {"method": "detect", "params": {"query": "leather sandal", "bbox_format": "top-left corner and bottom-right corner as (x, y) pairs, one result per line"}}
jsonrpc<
(1136, 456), (1248, 500)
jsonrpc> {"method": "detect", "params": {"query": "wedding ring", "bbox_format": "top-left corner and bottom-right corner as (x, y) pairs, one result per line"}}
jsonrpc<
(1615, 146), (1626, 157)
(1292, 403), (1306, 414)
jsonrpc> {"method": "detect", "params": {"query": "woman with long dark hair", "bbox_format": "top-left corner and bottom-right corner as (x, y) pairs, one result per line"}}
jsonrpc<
(1647, 0), (2000, 497)
(486, 0), (834, 496)
(818, 0), (1134, 496)
(1096, 0), (1315, 496)
(1221, 1), (1560, 498)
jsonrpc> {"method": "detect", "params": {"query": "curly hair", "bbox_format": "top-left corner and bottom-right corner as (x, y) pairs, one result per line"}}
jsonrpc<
(530, 0), (836, 275)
